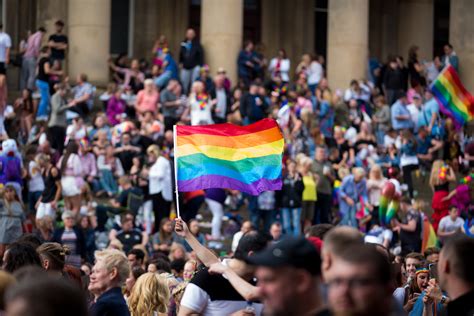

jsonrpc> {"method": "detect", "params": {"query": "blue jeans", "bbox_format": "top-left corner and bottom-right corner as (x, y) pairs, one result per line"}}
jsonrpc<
(154, 70), (172, 89)
(36, 79), (50, 119)
(249, 208), (276, 233)
(281, 207), (302, 236)
(99, 169), (118, 195)
(180, 66), (200, 95)
(375, 129), (385, 146)
(308, 83), (318, 96)
(340, 205), (357, 227)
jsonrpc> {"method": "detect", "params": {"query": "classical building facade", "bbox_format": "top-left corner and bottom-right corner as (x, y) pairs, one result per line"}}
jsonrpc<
(3, 0), (473, 91)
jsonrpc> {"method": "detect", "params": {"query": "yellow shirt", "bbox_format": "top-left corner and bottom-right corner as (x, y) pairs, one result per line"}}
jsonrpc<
(302, 175), (317, 201)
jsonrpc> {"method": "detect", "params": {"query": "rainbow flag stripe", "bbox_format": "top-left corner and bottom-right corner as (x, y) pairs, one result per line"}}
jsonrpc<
(175, 119), (284, 195)
(431, 65), (474, 126)
(421, 214), (439, 253)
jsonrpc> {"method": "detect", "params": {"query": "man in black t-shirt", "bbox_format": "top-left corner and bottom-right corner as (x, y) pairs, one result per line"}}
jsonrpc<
(48, 20), (68, 64)
(115, 216), (147, 254)
(114, 132), (140, 173)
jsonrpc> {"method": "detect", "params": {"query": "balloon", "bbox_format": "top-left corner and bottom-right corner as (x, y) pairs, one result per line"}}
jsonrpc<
(386, 195), (400, 224)
(379, 182), (398, 226)
(379, 196), (389, 226)
(381, 182), (395, 197)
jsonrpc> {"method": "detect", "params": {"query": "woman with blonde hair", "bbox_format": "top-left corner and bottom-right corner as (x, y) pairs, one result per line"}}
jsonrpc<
(168, 242), (187, 262)
(299, 156), (319, 231)
(0, 185), (25, 257)
(128, 272), (170, 316)
(429, 160), (455, 232)
(367, 164), (387, 225)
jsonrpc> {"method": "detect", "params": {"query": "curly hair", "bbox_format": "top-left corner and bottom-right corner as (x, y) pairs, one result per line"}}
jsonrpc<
(128, 272), (170, 316)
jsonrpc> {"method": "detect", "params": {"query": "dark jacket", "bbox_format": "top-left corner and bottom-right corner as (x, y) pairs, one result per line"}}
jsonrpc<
(239, 93), (269, 124)
(383, 67), (405, 90)
(81, 227), (96, 264)
(52, 226), (86, 260)
(179, 39), (204, 69)
(276, 173), (305, 208)
(237, 50), (255, 78)
(90, 287), (130, 316)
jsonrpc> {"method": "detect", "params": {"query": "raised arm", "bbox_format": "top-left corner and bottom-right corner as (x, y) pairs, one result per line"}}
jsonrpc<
(174, 217), (219, 266)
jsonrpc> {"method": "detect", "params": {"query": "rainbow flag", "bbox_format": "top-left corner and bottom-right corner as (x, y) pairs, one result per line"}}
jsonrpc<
(431, 65), (474, 127)
(175, 119), (284, 195)
(421, 214), (439, 253)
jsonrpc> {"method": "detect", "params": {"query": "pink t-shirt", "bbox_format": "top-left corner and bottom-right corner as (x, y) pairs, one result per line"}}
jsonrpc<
(135, 89), (159, 114)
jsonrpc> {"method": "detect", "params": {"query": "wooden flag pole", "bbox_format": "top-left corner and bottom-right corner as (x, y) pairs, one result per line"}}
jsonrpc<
(173, 125), (180, 219)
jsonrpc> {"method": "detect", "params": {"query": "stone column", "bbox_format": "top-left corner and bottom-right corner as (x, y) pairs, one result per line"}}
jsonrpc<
(200, 0), (243, 83)
(398, 0), (434, 62)
(37, 0), (68, 46)
(327, 0), (369, 90)
(261, 0), (314, 78)
(450, 0), (474, 91)
(68, 0), (111, 85)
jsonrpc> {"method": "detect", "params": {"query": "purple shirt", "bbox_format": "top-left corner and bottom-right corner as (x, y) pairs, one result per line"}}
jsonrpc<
(0, 155), (22, 185)
(205, 188), (226, 204)
(107, 96), (126, 125)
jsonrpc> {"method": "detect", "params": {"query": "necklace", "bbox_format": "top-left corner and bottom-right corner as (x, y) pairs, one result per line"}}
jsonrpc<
(196, 93), (208, 111)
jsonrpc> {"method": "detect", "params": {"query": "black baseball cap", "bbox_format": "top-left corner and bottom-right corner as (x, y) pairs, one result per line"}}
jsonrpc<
(245, 237), (321, 276)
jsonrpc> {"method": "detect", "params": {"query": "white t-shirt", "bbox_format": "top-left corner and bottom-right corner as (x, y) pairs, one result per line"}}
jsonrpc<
(0, 32), (12, 62)
(307, 61), (323, 85)
(148, 156), (172, 201)
(400, 153), (419, 167)
(268, 58), (290, 82)
(28, 160), (45, 192)
(438, 216), (464, 235)
(65, 124), (87, 142)
(190, 95), (213, 126)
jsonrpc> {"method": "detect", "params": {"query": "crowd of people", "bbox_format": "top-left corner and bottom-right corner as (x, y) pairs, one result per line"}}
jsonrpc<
(0, 20), (471, 315)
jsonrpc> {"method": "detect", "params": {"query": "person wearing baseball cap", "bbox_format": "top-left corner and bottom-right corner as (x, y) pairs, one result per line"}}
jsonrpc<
(246, 237), (330, 316)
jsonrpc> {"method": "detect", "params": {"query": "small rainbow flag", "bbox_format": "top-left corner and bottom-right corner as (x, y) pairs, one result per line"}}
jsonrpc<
(421, 214), (439, 253)
(175, 119), (284, 195)
(431, 65), (474, 127)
